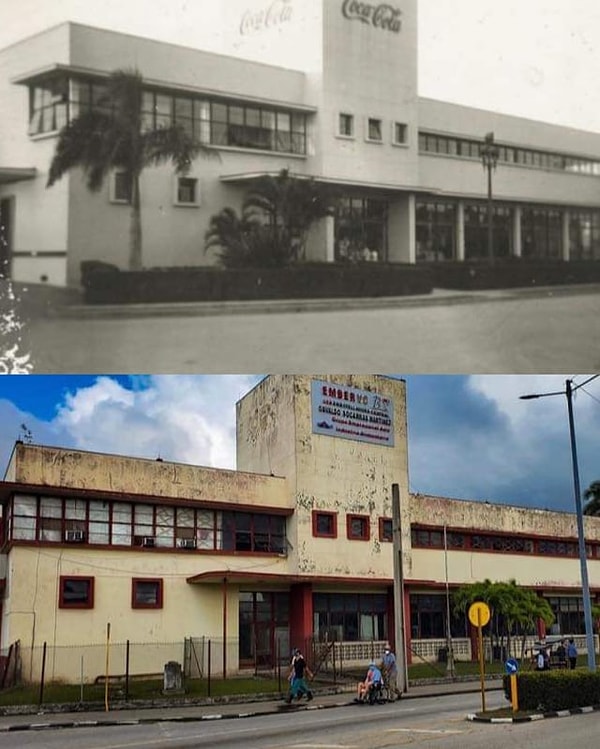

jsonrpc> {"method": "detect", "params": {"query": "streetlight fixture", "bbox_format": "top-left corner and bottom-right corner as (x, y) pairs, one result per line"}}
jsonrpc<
(480, 132), (500, 262)
(520, 376), (598, 671)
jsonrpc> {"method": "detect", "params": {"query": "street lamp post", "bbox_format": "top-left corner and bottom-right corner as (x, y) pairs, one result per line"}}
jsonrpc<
(520, 377), (597, 671)
(480, 132), (499, 262)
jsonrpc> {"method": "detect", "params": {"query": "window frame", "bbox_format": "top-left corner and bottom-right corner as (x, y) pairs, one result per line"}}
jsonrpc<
(312, 510), (338, 539)
(111, 171), (132, 204)
(366, 117), (383, 143)
(379, 517), (393, 542)
(59, 575), (94, 609)
(174, 176), (200, 207)
(338, 112), (355, 139)
(132, 578), (164, 609)
(347, 514), (370, 541)
(392, 121), (408, 146)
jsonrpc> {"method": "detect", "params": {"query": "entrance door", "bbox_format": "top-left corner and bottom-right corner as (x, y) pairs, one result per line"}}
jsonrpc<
(239, 591), (289, 669)
(0, 198), (13, 278)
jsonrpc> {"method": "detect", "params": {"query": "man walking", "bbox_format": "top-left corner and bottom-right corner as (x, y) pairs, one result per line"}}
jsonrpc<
(567, 638), (578, 669)
(285, 648), (314, 703)
(382, 645), (401, 701)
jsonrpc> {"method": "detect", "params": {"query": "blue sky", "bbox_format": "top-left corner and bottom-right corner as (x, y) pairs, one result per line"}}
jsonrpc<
(1, 375), (599, 513)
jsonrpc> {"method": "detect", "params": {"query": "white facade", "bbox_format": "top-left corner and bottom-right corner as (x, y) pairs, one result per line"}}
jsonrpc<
(0, 0), (599, 286)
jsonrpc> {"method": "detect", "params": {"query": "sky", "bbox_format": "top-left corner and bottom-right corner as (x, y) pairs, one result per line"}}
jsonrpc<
(1, 374), (599, 514)
(0, 0), (599, 132)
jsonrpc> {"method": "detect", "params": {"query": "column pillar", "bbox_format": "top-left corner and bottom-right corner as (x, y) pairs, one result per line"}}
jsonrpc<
(513, 205), (522, 258)
(289, 583), (313, 657)
(388, 194), (416, 264)
(456, 202), (465, 261)
(562, 210), (570, 261)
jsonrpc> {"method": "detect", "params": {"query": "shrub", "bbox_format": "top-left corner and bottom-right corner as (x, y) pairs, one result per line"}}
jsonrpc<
(504, 670), (600, 712)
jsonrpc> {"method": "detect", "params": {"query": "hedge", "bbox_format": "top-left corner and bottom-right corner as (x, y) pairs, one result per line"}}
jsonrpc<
(429, 259), (600, 291)
(80, 261), (433, 305)
(503, 670), (600, 711)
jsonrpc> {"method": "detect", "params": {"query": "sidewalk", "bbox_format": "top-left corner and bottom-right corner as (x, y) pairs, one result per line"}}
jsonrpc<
(13, 281), (600, 321)
(0, 678), (503, 733)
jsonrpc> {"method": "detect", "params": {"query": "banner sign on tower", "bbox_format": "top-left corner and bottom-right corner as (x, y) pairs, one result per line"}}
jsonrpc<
(311, 379), (395, 446)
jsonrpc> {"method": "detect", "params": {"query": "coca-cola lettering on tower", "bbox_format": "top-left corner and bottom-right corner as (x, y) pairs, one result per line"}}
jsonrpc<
(240, 0), (294, 35)
(341, 0), (402, 33)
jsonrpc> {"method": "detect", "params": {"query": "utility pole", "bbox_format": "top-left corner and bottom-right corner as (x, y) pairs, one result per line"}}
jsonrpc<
(392, 483), (408, 693)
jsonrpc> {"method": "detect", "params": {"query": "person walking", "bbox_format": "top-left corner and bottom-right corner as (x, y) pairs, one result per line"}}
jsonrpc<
(382, 645), (401, 700)
(567, 638), (578, 669)
(285, 648), (314, 704)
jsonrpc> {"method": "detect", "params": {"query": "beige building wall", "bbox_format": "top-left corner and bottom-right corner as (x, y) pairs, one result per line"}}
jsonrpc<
(237, 375), (410, 580)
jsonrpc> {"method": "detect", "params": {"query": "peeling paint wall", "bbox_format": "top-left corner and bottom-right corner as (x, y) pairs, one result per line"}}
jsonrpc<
(11, 443), (287, 509)
(237, 375), (410, 581)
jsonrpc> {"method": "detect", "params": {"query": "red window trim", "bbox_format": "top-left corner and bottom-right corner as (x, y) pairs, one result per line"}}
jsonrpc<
(347, 513), (370, 541)
(312, 510), (337, 539)
(379, 516), (393, 542)
(131, 578), (164, 609)
(59, 575), (94, 609)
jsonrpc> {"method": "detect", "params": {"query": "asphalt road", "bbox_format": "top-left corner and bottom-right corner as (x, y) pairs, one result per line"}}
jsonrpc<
(2, 691), (599, 749)
(23, 287), (600, 373)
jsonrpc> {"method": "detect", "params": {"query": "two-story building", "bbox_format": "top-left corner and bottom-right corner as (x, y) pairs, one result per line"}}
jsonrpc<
(1, 0), (599, 286)
(0, 375), (598, 683)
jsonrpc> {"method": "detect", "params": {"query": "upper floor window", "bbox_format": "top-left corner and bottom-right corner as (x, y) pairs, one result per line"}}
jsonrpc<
(347, 514), (369, 541)
(338, 113), (354, 138)
(112, 172), (132, 203)
(393, 122), (408, 146)
(312, 510), (337, 539)
(176, 177), (199, 206)
(367, 117), (383, 142)
(28, 75), (69, 135)
(379, 517), (393, 542)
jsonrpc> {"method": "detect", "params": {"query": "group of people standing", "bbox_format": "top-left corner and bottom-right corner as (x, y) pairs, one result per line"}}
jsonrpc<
(536, 638), (578, 670)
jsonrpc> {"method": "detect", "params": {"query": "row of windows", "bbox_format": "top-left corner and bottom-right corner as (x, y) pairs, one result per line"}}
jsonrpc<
(8, 494), (287, 554)
(312, 510), (392, 542)
(28, 75), (307, 155)
(411, 526), (600, 559)
(419, 131), (600, 176)
(60, 576), (162, 609)
(113, 172), (199, 206)
(338, 113), (407, 146)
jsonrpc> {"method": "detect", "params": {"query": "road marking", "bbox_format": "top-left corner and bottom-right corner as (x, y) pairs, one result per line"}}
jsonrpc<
(386, 728), (464, 735)
(288, 745), (358, 748)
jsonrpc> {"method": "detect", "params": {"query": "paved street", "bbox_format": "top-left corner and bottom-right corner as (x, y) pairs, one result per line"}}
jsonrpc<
(22, 286), (600, 373)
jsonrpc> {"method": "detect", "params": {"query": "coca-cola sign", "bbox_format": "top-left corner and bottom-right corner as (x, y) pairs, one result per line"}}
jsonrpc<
(341, 0), (402, 33)
(240, 0), (293, 35)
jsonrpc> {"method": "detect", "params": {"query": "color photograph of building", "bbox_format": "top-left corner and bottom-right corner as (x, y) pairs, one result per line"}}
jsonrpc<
(1, 374), (598, 684)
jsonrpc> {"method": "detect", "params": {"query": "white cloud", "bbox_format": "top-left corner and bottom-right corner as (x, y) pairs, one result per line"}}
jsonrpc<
(54, 375), (262, 468)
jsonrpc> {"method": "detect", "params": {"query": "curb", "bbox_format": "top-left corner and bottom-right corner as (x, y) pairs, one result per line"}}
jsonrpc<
(0, 699), (353, 733)
(467, 704), (600, 724)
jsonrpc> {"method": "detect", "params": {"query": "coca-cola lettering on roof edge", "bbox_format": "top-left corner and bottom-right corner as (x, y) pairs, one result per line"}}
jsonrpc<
(240, 0), (293, 35)
(341, 0), (402, 33)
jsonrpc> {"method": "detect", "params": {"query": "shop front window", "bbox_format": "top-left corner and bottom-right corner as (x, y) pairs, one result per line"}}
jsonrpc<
(335, 197), (388, 262)
(522, 207), (563, 259)
(416, 201), (457, 261)
(464, 203), (512, 259)
(570, 211), (600, 260)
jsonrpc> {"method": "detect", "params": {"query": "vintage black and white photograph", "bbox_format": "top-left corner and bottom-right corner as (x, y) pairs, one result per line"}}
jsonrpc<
(0, 0), (599, 372)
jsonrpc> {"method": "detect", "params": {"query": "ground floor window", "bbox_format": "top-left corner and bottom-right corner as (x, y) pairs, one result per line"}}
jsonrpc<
(546, 596), (586, 635)
(522, 207), (562, 258)
(416, 201), (457, 261)
(410, 594), (467, 639)
(570, 210), (600, 260)
(464, 203), (512, 259)
(313, 592), (387, 641)
(335, 196), (388, 262)
(239, 591), (289, 666)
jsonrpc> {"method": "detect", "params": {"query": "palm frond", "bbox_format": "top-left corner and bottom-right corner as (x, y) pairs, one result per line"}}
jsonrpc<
(142, 124), (214, 173)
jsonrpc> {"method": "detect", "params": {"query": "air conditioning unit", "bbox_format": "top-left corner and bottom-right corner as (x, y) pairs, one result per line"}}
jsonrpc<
(177, 538), (196, 550)
(141, 536), (155, 548)
(65, 530), (85, 543)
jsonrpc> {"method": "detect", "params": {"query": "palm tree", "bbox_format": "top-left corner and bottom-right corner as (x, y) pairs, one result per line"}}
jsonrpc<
(242, 169), (337, 263)
(47, 69), (212, 270)
(583, 481), (600, 516)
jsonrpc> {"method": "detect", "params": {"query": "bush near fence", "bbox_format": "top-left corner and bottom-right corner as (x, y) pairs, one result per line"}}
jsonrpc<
(80, 261), (433, 304)
(503, 670), (600, 712)
(428, 258), (600, 291)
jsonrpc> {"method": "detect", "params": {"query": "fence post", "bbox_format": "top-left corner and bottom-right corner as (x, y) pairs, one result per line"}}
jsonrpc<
(125, 640), (130, 702)
(104, 623), (111, 713)
(207, 639), (211, 698)
(333, 640), (337, 684)
(38, 642), (47, 708)
(80, 655), (84, 704)
(277, 638), (281, 692)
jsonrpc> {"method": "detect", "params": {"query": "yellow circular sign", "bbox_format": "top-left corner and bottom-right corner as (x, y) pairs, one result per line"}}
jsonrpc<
(468, 601), (491, 627)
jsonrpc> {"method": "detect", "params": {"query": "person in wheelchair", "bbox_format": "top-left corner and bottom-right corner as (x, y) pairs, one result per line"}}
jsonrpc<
(356, 661), (384, 704)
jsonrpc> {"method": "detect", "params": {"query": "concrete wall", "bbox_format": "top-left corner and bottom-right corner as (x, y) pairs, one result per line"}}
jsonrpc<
(9, 442), (287, 509)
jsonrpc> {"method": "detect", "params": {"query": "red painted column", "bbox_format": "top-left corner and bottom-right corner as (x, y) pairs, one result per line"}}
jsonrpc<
(289, 583), (313, 656)
(537, 617), (546, 640)
(469, 623), (478, 661)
